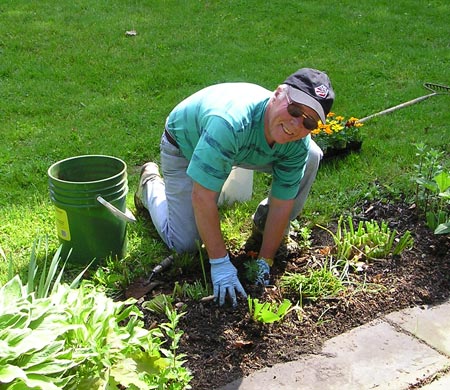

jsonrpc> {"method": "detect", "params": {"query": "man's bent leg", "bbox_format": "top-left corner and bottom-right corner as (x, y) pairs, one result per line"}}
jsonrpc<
(144, 133), (200, 253)
(289, 140), (323, 222)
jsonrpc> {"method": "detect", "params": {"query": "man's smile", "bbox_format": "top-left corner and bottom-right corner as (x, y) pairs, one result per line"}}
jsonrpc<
(282, 124), (294, 136)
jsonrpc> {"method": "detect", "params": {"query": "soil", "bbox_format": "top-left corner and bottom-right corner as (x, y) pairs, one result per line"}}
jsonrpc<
(132, 199), (450, 390)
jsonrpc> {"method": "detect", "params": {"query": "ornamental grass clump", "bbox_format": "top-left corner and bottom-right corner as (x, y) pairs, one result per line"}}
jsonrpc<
(280, 263), (345, 302)
(320, 215), (414, 263)
(311, 112), (363, 153)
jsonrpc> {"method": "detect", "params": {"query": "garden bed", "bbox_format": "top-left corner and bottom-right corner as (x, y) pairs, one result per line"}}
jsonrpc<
(136, 199), (450, 390)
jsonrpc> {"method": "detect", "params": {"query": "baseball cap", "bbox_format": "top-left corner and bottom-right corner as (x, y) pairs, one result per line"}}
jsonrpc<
(284, 68), (334, 123)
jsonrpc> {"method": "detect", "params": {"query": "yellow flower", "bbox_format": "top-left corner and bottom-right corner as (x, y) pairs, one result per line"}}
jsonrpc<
(336, 115), (345, 121)
(331, 123), (344, 132)
(327, 112), (335, 118)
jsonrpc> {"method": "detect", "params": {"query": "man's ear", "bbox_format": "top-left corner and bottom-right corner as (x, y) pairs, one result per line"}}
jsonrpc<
(274, 85), (284, 97)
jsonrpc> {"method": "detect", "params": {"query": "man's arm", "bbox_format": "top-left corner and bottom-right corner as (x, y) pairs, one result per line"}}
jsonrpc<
(191, 181), (226, 258)
(259, 196), (295, 259)
(192, 180), (247, 305)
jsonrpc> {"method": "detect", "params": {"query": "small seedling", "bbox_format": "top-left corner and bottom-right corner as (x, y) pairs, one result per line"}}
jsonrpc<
(247, 296), (295, 324)
(196, 240), (212, 295)
(143, 293), (174, 315)
(173, 280), (210, 301)
(244, 260), (260, 283)
(290, 220), (312, 250)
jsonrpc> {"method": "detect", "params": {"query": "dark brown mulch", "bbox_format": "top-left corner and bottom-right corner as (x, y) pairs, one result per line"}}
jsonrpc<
(136, 200), (450, 390)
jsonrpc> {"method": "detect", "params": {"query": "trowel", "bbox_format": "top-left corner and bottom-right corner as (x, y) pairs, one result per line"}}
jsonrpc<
(125, 255), (174, 299)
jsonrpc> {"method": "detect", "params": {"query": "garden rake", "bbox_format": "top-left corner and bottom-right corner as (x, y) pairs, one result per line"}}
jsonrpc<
(356, 82), (450, 124)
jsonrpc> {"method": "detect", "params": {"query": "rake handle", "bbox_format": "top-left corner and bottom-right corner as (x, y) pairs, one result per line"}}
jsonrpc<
(357, 92), (436, 124)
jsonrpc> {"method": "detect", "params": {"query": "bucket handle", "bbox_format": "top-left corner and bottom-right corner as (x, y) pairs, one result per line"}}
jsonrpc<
(97, 196), (136, 223)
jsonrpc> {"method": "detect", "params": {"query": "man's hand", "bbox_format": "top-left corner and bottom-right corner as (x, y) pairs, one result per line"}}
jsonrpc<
(210, 254), (247, 306)
(255, 258), (271, 286)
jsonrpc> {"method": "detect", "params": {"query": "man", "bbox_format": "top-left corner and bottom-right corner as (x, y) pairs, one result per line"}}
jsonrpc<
(135, 68), (334, 306)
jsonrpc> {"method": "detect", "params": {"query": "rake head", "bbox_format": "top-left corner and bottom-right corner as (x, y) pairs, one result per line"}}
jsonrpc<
(424, 82), (450, 94)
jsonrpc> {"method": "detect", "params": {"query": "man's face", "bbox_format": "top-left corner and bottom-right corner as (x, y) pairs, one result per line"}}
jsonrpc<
(264, 87), (320, 146)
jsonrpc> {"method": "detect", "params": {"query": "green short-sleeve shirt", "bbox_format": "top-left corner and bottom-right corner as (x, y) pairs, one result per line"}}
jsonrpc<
(166, 83), (310, 200)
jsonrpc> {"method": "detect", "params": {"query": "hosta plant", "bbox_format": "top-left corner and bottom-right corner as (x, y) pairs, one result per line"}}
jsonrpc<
(0, 241), (192, 390)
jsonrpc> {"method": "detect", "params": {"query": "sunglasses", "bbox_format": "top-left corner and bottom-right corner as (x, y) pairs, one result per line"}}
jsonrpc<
(285, 92), (319, 131)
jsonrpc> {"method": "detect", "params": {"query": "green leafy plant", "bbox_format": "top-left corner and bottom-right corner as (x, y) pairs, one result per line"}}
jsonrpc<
(290, 221), (312, 251)
(414, 143), (445, 208)
(247, 296), (295, 324)
(157, 307), (193, 388)
(91, 257), (130, 298)
(311, 113), (363, 153)
(319, 216), (414, 262)
(0, 276), (82, 389)
(413, 143), (450, 234)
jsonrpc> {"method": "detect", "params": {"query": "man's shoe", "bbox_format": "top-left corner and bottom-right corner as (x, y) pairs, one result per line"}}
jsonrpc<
(134, 162), (161, 215)
(252, 201), (269, 234)
(244, 221), (299, 256)
(277, 234), (300, 257)
(246, 201), (300, 255)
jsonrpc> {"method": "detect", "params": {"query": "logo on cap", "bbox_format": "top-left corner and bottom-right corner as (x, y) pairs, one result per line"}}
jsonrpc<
(314, 85), (329, 98)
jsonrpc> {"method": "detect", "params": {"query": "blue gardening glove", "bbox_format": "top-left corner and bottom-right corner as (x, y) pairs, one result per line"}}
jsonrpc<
(255, 259), (271, 286)
(210, 254), (247, 306)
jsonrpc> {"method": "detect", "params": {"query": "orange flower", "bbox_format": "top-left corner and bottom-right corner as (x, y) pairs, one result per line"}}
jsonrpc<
(324, 126), (333, 135)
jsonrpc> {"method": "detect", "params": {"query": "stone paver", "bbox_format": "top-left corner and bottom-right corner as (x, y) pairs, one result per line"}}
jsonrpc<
(387, 303), (450, 356)
(421, 372), (450, 389)
(219, 319), (450, 390)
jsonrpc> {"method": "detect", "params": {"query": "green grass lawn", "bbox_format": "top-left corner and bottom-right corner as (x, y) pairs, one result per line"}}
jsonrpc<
(1, 0), (449, 285)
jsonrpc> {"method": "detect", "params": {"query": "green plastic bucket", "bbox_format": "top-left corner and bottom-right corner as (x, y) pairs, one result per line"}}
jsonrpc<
(48, 155), (136, 265)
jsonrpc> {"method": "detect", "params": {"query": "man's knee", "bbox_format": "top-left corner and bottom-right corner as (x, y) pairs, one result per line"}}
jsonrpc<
(170, 232), (200, 254)
(307, 141), (323, 170)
